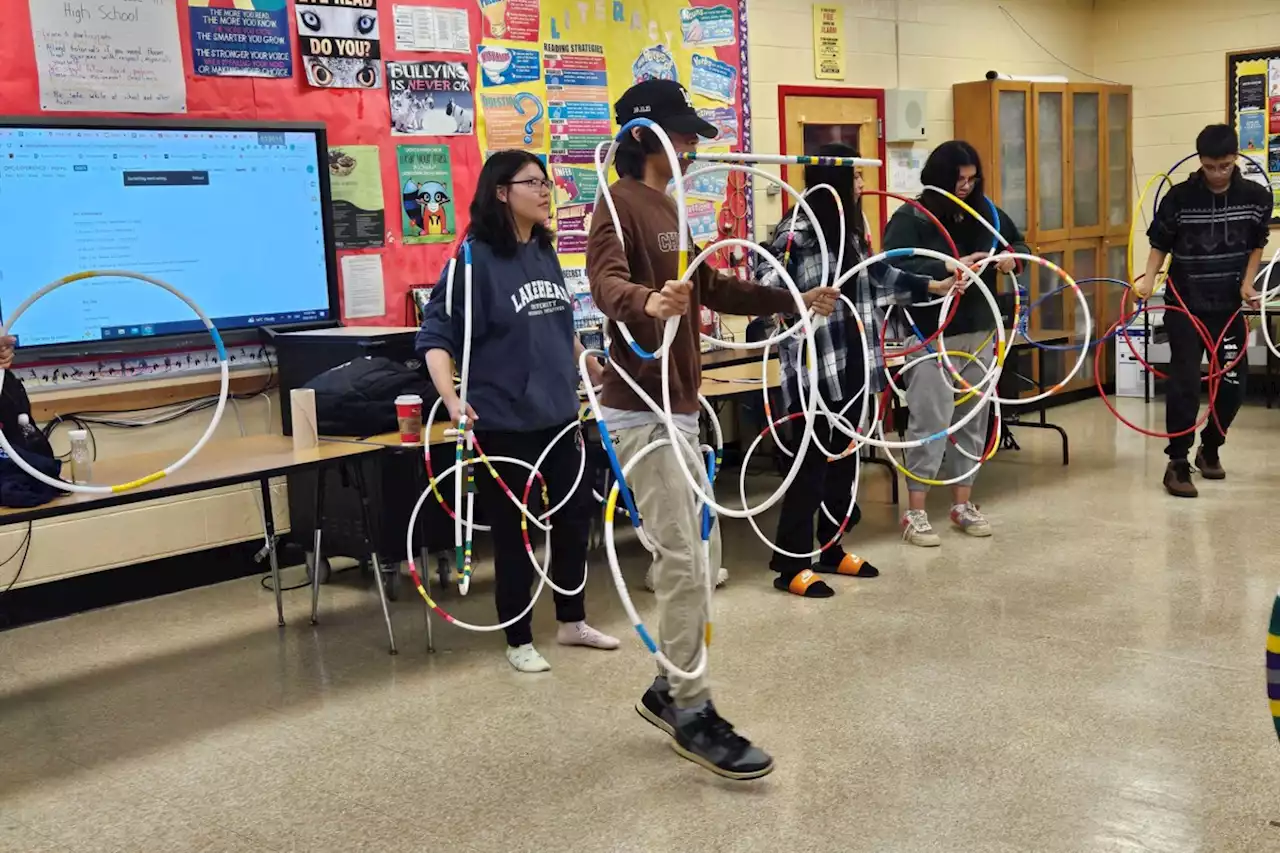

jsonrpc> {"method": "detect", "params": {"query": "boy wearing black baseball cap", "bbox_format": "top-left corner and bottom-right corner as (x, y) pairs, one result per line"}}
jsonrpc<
(587, 79), (838, 780)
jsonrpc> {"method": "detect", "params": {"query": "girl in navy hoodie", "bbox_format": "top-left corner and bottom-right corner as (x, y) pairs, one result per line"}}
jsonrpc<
(417, 150), (618, 672)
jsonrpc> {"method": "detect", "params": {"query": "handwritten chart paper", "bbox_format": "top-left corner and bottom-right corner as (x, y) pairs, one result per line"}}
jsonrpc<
(29, 0), (186, 113)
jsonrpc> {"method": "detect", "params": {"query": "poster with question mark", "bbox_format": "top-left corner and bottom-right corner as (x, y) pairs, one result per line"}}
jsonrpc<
(477, 91), (547, 149)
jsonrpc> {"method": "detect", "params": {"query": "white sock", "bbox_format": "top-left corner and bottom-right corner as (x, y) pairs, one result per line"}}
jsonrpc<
(505, 643), (550, 673)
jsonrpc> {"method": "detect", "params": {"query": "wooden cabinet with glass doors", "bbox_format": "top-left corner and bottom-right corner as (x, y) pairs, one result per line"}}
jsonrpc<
(954, 80), (1133, 393)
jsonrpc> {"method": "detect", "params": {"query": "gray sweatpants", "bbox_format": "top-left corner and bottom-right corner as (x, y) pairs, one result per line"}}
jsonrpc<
(611, 422), (721, 707)
(903, 330), (994, 492)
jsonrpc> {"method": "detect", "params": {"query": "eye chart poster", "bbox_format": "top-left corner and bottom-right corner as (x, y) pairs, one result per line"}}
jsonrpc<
(296, 0), (382, 89)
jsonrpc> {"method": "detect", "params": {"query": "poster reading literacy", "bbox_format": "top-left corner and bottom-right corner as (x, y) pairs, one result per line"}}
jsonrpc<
(28, 0), (186, 113)
(398, 145), (456, 244)
(328, 145), (385, 249)
(388, 61), (474, 136)
(188, 0), (292, 78)
(296, 0), (382, 89)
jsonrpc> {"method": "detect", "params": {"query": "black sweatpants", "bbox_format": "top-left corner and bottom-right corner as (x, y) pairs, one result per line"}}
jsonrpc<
(472, 421), (590, 647)
(1164, 310), (1247, 460)
(769, 380), (863, 579)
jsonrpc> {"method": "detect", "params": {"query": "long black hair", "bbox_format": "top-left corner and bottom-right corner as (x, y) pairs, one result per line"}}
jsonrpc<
(466, 149), (554, 257)
(803, 142), (866, 263)
(614, 126), (668, 180)
(918, 140), (989, 245)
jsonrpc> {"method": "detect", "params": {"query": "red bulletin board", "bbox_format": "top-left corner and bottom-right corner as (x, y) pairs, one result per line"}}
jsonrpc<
(1, 0), (753, 328)
(0, 0), (483, 327)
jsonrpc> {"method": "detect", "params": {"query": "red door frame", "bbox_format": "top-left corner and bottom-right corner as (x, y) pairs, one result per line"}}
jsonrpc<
(776, 85), (889, 232)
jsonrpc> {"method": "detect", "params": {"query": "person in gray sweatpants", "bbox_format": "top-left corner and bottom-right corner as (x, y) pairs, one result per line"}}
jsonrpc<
(901, 331), (995, 545)
(882, 140), (1026, 547)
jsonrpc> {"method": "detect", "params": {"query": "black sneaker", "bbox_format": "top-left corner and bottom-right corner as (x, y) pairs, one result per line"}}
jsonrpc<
(636, 681), (676, 736)
(671, 703), (775, 780)
(1195, 447), (1225, 480)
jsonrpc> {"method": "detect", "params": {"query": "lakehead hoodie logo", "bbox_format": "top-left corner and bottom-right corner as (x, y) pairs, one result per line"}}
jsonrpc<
(511, 279), (572, 317)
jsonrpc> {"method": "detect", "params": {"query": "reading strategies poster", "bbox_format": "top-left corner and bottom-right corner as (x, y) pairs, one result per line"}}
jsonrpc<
(398, 145), (456, 244)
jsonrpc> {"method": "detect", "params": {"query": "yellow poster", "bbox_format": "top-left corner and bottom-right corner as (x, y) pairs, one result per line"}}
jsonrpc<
(474, 0), (749, 266)
(812, 5), (844, 81)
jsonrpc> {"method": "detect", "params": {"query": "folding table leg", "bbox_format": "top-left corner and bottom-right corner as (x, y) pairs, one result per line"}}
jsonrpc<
(259, 478), (284, 627)
(352, 463), (397, 655)
(310, 467), (328, 625)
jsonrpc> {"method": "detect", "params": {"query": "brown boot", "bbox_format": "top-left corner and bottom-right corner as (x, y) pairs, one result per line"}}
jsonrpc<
(1163, 459), (1198, 498)
(1195, 447), (1225, 480)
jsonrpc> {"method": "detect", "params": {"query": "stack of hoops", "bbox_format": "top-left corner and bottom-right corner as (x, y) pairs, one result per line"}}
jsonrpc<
(401, 120), (1102, 680)
(398, 138), (1280, 692)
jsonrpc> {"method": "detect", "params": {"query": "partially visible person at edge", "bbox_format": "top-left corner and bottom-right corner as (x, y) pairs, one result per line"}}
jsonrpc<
(882, 139), (1026, 548)
(586, 78), (838, 780)
(1137, 123), (1270, 498)
(416, 149), (619, 674)
(756, 142), (964, 598)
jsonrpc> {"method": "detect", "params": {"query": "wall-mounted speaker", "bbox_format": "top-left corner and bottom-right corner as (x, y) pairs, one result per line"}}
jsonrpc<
(885, 89), (928, 142)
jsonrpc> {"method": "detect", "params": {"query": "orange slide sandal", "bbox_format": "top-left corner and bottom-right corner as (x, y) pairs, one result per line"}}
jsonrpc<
(774, 568), (835, 598)
(813, 553), (880, 579)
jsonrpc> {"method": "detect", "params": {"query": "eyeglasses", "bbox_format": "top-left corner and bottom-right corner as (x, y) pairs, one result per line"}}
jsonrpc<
(1200, 160), (1237, 175)
(509, 178), (552, 192)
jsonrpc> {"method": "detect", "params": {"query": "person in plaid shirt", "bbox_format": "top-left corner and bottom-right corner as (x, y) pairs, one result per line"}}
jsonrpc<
(755, 143), (962, 598)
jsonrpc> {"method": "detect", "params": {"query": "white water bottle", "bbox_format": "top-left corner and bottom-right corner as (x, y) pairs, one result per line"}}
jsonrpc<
(68, 429), (92, 484)
(16, 414), (38, 444)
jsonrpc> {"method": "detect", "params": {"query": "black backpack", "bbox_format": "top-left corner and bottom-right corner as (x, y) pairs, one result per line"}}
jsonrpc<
(304, 356), (436, 437)
(0, 374), (63, 507)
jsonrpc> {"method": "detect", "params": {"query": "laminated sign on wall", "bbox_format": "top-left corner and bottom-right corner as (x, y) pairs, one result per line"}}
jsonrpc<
(296, 0), (382, 89)
(812, 4), (843, 81)
(28, 0), (186, 113)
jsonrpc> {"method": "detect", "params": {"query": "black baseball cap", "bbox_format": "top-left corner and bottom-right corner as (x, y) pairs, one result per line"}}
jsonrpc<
(614, 79), (718, 139)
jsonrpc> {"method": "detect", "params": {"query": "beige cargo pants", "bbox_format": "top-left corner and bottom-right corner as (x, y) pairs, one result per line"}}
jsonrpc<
(611, 422), (722, 707)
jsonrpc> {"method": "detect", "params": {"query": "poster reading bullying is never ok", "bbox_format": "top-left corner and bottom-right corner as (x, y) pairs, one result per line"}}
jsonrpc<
(296, 0), (382, 88)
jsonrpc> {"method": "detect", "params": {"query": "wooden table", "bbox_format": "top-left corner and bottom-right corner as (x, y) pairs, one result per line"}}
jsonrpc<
(998, 328), (1073, 464)
(0, 436), (392, 646)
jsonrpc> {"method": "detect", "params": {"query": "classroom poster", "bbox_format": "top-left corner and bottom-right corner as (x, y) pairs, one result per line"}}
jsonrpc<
(28, 0), (186, 113)
(1239, 73), (1267, 111)
(477, 44), (542, 87)
(388, 61), (474, 135)
(697, 106), (738, 146)
(296, 0), (382, 89)
(392, 4), (470, 52)
(1241, 111), (1266, 152)
(478, 92), (547, 151)
(398, 145), (456, 244)
(689, 53), (736, 103)
(687, 200), (717, 242)
(1231, 53), (1280, 221)
(328, 145), (385, 249)
(679, 6), (735, 47)
(188, 0), (292, 78)
(478, 0), (539, 42)
(473, 1), (751, 268)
